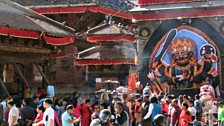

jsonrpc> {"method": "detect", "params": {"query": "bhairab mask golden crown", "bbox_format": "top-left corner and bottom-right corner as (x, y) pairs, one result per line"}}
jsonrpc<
(168, 38), (196, 55)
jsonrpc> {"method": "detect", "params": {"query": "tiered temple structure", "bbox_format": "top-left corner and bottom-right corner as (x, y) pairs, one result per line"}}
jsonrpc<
(11, 0), (135, 93)
(76, 19), (137, 90)
(0, 0), (75, 96)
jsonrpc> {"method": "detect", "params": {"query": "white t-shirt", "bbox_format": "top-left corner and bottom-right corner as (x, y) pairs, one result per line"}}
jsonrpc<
(8, 106), (19, 126)
(43, 107), (54, 126)
(188, 106), (196, 116)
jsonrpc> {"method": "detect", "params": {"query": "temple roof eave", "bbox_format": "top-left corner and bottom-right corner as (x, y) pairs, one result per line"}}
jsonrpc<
(132, 1), (224, 12)
(28, 3), (98, 9)
(1, 0), (76, 37)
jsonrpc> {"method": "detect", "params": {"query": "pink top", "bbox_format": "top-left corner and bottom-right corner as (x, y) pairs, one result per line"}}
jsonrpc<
(34, 113), (44, 126)
(73, 103), (81, 118)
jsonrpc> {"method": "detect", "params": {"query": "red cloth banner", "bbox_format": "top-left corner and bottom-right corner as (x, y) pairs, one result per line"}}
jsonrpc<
(132, 7), (224, 21)
(32, 6), (132, 19)
(0, 26), (40, 39)
(76, 59), (135, 66)
(42, 33), (75, 45)
(138, 0), (194, 6)
(32, 5), (224, 22)
(0, 27), (75, 46)
(87, 35), (136, 43)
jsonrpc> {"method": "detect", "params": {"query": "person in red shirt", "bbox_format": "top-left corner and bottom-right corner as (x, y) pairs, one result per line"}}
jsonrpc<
(160, 98), (169, 115)
(4, 107), (10, 126)
(179, 102), (192, 126)
(81, 99), (91, 126)
(35, 87), (46, 97)
(134, 98), (142, 125)
(33, 105), (45, 126)
(170, 99), (181, 126)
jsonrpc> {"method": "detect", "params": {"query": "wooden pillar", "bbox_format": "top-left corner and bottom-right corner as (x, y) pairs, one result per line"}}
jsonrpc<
(42, 65), (46, 89)
(86, 66), (89, 81)
(35, 63), (50, 86)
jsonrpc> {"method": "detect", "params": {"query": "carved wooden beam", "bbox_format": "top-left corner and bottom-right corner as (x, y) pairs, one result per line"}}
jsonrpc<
(0, 45), (51, 54)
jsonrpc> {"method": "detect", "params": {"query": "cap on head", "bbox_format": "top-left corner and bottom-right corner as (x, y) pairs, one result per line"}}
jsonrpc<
(143, 88), (150, 97)
(66, 105), (74, 110)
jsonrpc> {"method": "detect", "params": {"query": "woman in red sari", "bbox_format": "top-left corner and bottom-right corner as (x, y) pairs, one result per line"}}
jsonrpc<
(81, 99), (91, 126)
(179, 102), (192, 126)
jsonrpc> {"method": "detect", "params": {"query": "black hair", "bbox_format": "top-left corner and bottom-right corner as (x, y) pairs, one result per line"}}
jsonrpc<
(99, 102), (107, 109)
(1, 96), (8, 100)
(39, 94), (48, 100)
(24, 98), (32, 106)
(183, 95), (189, 100)
(85, 99), (90, 103)
(195, 94), (200, 100)
(37, 104), (45, 112)
(189, 100), (194, 104)
(159, 91), (165, 96)
(7, 100), (15, 106)
(137, 98), (142, 102)
(167, 95), (173, 99)
(158, 95), (163, 101)
(151, 97), (158, 104)
(37, 87), (41, 91)
(32, 96), (39, 100)
(182, 102), (189, 109)
(44, 98), (53, 105)
(72, 97), (78, 108)
(179, 95), (183, 99)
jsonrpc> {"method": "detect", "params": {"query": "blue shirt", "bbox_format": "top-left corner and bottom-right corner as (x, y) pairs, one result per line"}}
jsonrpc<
(62, 112), (73, 126)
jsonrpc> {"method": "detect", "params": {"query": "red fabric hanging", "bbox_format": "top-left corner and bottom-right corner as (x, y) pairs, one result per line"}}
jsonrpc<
(42, 33), (75, 45)
(32, 4), (224, 21)
(132, 7), (224, 21)
(0, 27), (75, 46)
(76, 59), (136, 66)
(138, 0), (194, 6)
(87, 35), (136, 43)
(32, 6), (132, 19)
(0, 26), (40, 39)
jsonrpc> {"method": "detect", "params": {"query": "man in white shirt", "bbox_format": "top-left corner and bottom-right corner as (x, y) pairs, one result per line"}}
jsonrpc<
(7, 100), (19, 126)
(43, 99), (54, 126)
(188, 100), (196, 120)
(33, 98), (55, 126)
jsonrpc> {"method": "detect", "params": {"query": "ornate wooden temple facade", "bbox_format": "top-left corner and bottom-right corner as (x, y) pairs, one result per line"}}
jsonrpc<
(0, 0), (75, 96)
(11, 0), (136, 93)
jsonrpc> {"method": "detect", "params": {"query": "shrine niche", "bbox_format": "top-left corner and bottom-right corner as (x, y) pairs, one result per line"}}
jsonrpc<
(140, 19), (224, 96)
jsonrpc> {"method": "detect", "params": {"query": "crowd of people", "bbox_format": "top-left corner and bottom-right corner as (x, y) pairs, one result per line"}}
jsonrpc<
(0, 86), (224, 126)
